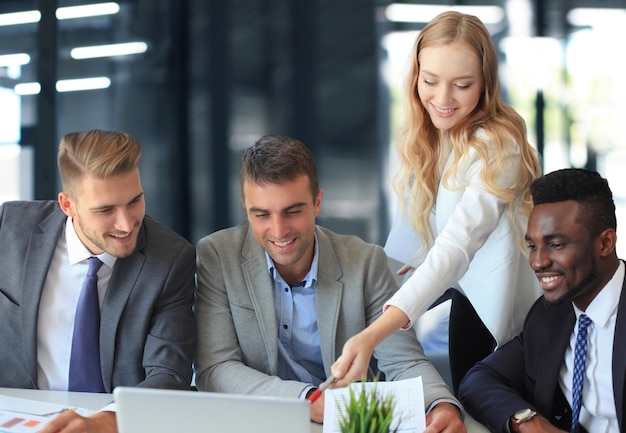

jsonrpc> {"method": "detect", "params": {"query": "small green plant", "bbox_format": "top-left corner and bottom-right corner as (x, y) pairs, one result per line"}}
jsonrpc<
(337, 379), (397, 433)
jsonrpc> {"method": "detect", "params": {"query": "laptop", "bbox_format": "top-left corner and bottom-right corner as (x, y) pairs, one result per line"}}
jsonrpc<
(114, 386), (311, 433)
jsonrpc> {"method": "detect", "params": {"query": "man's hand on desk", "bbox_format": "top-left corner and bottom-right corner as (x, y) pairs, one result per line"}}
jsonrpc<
(424, 402), (466, 433)
(309, 392), (324, 424)
(38, 410), (117, 433)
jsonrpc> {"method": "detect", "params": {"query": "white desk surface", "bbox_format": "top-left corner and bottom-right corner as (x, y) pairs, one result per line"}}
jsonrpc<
(0, 387), (487, 433)
(0, 387), (113, 411)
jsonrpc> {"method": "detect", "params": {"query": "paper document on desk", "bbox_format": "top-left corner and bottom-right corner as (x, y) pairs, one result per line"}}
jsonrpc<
(0, 395), (96, 432)
(0, 394), (96, 417)
(0, 409), (50, 432)
(322, 376), (426, 433)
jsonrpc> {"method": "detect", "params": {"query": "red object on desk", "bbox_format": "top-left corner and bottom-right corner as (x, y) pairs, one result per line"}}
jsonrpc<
(307, 375), (335, 404)
(307, 388), (323, 404)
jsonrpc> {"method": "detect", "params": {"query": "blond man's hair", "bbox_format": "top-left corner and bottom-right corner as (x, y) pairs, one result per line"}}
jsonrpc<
(57, 129), (141, 197)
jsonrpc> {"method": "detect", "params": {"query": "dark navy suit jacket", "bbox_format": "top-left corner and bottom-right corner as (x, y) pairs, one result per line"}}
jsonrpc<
(459, 264), (626, 433)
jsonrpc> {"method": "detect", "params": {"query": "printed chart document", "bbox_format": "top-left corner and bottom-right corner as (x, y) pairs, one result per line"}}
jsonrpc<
(0, 409), (49, 433)
(323, 376), (426, 433)
(0, 395), (95, 433)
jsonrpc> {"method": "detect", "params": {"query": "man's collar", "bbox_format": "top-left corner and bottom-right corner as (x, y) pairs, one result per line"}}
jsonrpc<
(573, 261), (624, 327)
(64, 216), (116, 268)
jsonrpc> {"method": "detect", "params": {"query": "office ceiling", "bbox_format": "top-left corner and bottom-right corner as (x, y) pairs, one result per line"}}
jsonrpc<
(376, 0), (626, 39)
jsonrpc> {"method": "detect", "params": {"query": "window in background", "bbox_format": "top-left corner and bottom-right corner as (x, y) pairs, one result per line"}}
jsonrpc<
(0, 1), (189, 237)
(381, 5), (626, 257)
(0, 86), (32, 203)
(565, 12), (626, 257)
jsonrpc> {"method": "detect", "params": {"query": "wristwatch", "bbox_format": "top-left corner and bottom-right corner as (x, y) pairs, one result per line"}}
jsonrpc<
(512, 408), (537, 427)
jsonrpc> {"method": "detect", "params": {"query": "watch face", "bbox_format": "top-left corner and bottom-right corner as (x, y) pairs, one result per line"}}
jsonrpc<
(515, 409), (532, 420)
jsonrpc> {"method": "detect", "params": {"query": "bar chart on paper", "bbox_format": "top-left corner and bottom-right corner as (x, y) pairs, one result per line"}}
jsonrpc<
(0, 410), (49, 433)
(0, 393), (95, 433)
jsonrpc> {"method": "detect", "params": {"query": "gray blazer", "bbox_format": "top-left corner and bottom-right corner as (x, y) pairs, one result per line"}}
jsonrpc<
(195, 222), (458, 409)
(0, 200), (196, 392)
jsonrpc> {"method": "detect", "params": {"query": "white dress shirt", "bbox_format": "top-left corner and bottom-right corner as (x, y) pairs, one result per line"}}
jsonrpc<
(559, 261), (623, 433)
(37, 217), (116, 390)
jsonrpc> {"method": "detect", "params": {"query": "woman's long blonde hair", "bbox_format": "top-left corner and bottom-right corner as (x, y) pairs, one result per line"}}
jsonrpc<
(394, 11), (540, 248)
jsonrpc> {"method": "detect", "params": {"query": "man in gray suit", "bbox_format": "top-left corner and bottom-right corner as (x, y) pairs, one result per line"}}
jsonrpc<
(0, 130), (195, 433)
(195, 135), (465, 430)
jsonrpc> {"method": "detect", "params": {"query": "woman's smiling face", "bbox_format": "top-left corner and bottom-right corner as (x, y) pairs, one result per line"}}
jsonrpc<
(417, 41), (484, 131)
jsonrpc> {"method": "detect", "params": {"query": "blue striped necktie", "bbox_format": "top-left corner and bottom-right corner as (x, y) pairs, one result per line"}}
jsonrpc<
(68, 256), (105, 392)
(571, 314), (591, 433)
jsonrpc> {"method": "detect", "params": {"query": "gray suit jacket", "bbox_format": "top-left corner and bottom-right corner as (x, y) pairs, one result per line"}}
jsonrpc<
(195, 222), (458, 409)
(0, 200), (195, 392)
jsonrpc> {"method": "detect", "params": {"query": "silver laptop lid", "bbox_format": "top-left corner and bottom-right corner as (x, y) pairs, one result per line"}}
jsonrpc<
(114, 387), (311, 433)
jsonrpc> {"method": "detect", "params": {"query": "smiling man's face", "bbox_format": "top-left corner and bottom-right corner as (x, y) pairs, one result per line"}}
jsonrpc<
(58, 169), (145, 258)
(242, 174), (322, 284)
(525, 200), (602, 308)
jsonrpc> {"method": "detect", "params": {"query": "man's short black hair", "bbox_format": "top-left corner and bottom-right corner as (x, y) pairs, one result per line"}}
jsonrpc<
(530, 168), (616, 237)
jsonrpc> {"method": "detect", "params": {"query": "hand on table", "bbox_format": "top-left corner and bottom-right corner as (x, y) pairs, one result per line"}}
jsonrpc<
(424, 402), (466, 433)
(38, 410), (117, 433)
(309, 393), (325, 424)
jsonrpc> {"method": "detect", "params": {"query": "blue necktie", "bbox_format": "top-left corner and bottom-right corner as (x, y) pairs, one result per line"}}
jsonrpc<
(571, 314), (591, 433)
(68, 257), (105, 392)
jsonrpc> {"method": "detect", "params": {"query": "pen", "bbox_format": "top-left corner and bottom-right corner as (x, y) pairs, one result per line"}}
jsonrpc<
(307, 374), (336, 404)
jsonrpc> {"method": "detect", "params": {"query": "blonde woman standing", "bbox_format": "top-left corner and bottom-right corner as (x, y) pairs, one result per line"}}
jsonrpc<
(333, 11), (542, 394)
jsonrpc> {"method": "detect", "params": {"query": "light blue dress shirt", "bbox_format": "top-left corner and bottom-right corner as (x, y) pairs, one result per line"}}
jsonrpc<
(265, 237), (325, 387)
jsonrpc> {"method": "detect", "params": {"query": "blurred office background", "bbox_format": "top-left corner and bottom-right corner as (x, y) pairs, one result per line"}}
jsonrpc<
(1, 0), (625, 256)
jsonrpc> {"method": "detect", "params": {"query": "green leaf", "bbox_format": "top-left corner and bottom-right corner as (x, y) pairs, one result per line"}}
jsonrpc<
(336, 376), (397, 433)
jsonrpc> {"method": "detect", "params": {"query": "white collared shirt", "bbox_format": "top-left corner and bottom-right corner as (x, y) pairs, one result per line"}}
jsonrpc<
(559, 261), (623, 433)
(36, 217), (116, 390)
